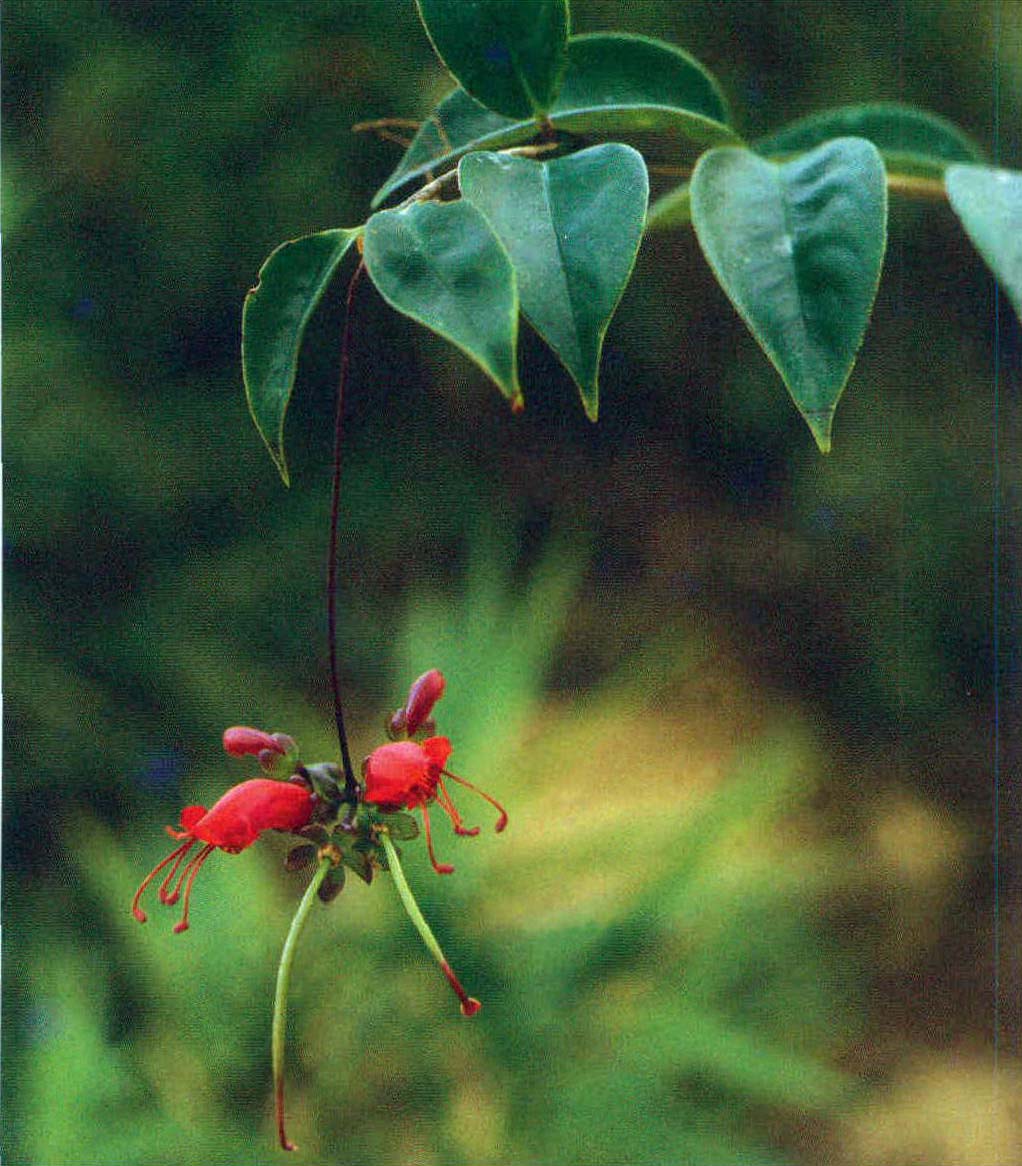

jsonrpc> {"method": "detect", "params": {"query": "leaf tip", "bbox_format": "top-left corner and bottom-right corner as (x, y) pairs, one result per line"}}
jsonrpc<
(808, 418), (833, 454)
(272, 448), (291, 487)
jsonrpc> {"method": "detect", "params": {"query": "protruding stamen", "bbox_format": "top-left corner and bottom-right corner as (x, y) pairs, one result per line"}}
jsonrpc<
(132, 839), (196, 923)
(420, 804), (454, 875)
(442, 769), (508, 832)
(173, 844), (216, 934)
(435, 778), (480, 837)
(440, 960), (482, 1017)
(158, 839), (198, 904)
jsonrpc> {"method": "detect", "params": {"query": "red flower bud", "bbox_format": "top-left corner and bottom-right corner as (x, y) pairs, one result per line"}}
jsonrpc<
(223, 726), (287, 758)
(132, 779), (315, 933)
(402, 669), (446, 736)
(363, 736), (507, 875)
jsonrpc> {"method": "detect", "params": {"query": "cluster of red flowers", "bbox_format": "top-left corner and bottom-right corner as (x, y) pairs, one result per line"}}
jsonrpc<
(132, 671), (505, 1151)
(132, 670), (507, 927)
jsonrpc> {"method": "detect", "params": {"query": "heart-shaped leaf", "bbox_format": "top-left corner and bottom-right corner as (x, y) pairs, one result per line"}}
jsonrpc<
(242, 228), (361, 484)
(362, 199), (520, 406)
(460, 143), (648, 419)
(415, 0), (569, 120)
(373, 33), (735, 208)
(756, 102), (982, 180)
(690, 137), (888, 452)
(946, 164), (1022, 322)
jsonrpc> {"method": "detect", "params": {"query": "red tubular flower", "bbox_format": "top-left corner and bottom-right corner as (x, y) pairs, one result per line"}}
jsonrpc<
(402, 669), (446, 735)
(363, 736), (507, 874)
(132, 779), (315, 933)
(223, 726), (287, 758)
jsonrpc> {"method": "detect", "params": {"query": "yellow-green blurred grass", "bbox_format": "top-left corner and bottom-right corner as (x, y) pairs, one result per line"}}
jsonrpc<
(14, 536), (1008, 1166)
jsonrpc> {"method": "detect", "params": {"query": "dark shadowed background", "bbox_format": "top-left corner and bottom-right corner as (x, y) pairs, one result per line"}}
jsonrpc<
(4, 1), (1021, 1163)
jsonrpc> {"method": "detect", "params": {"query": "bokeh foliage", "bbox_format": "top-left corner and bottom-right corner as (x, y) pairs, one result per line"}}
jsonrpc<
(4, 2), (1020, 1164)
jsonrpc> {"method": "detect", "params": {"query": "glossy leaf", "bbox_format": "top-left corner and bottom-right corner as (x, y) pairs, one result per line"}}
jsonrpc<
(946, 164), (1022, 322)
(755, 102), (982, 180)
(362, 200), (520, 406)
(460, 143), (648, 419)
(415, 0), (568, 120)
(372, 33), (735, 208)
(242, 228), (361, 485)
(690, 137), (887, 452)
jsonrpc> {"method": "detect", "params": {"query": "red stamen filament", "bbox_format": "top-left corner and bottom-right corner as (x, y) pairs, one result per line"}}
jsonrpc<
(420, 803), (454, 875)
(159, 839), (199, 905)
(435, 778), (480, 837)
(442, 769), (509, 832)
(172, 844), (216, 934)
(132, 839), (196, 923)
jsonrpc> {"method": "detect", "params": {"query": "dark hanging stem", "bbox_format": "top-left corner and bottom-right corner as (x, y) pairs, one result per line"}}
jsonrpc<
(328, 258), (366, 798)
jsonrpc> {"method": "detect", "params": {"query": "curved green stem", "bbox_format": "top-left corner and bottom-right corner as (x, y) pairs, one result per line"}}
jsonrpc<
(272, 857), (332, 1152)
(379, 831), (481, 1017)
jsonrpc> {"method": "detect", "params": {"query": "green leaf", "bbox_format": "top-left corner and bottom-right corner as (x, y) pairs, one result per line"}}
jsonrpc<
(242, 228), (361, 485)
(363, 199), (521, 406)
(756, 101), (983, 180)
(946, 164), (1022, 322)
(415, 0), (569, 120)
(372, 33), (736, 208)
(378, 811), (420, 841)
(460, 143), (648, 419)
(690, 137), (887, 452)
(340, 842), (374, 884)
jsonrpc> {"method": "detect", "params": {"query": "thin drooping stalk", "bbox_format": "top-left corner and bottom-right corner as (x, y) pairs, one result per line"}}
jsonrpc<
(328, 260), (366, 794)
(272, 856), (333, 1152)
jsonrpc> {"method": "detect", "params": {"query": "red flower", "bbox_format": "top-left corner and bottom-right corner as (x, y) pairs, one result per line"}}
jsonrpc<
(402, 668), (446, 736)
(363, 736), (507, 874)
(223, 725), (288, 758)
(132, 778), (315, 933)
(388, 668), (447, 738)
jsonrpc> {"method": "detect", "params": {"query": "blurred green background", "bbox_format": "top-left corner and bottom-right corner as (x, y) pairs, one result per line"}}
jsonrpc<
(4, 1), (1021, 1163)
